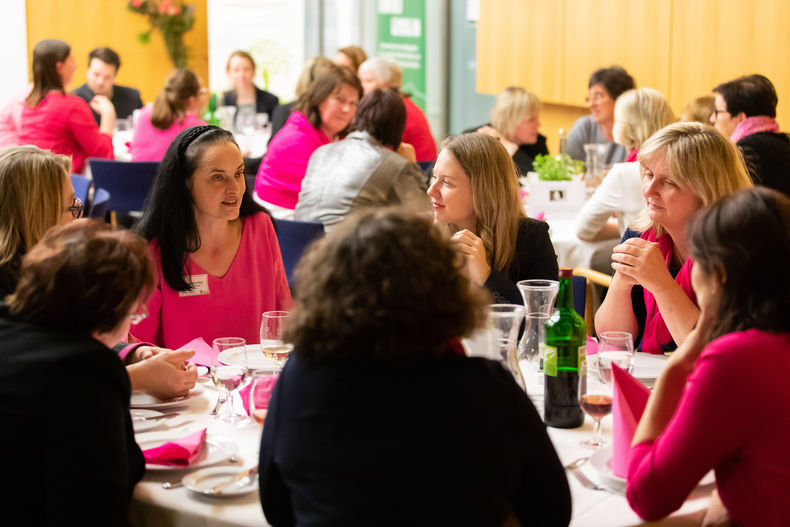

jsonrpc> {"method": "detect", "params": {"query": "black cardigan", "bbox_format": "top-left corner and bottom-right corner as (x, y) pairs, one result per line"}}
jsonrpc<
(222, 86), (279, 119)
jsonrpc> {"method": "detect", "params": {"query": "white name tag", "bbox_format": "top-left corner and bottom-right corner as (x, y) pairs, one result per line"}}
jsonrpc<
(178, 274), (210, 297)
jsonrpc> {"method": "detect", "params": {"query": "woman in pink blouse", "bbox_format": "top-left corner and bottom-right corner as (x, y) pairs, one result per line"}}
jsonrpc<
(9, 39), (114, 173)
(132, 125), (292, 349)
(130, 68), (206, 161)
(627, 187), (790, 526)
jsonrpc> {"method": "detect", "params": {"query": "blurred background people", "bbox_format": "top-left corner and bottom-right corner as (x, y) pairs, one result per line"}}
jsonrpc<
(255, 64), (362, 218)
(72, 46), (143, 125)
(428, 134), (558, 304)
(259, 208), (571, 527)
(595, 123), (753, 354)
(712, 74), (790, 197)
(129, 68), (206, 161)
(679, 95), (715, 124)
(333, 45), (367, 74)
(270, 56), (335, 138)
(295, 88), (429, 230)
(134, 126), (292, 348)
(566, 65), (636, 166)
(576, 87), (676, 241)
(358, 56), (437, 163)
(222, 50), (279, 124)
(465, 86), (548, 176)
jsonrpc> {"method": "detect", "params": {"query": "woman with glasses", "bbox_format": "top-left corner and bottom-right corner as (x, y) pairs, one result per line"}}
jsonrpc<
(0, 221), (152, 524)
(0, 145), (197, 399)
(255, 63), (362, 218)
(133, 125), (292, 348)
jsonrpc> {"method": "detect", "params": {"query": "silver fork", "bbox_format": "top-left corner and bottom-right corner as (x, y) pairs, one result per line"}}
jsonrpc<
(209, 391), (228, 416)
(565, 457), (605, 491)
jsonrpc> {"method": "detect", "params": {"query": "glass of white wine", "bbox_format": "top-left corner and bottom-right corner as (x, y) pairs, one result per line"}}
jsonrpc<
(260, 311), (293, 370)
(211, 337), (248, 422)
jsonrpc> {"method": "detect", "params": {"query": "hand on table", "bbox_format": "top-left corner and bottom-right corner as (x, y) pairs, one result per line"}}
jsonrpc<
(452, 229), (491, 287)
(127, 349), (198, 400)
(610, 237), (672, 292)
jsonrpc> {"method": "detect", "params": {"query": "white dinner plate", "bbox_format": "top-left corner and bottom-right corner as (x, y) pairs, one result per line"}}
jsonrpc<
(633, 352), (668, 388)
(131, 409), (164, 433)
(182, 466), (258, 497)
(139, 433), (237, 471)
(219, 344), (278, 370)
(589, 447), (627, 493)
(130, 383), (205, 409)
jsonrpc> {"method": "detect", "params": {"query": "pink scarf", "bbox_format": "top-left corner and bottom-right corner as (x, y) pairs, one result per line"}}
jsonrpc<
(640, 229), (697, 354)
(731, 115), (780, 143)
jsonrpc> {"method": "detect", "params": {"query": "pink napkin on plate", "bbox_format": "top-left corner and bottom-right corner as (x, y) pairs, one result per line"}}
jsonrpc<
(142, 428), (207, 467)
(177, 337), (213, 367)
(611, 363), (650, 478)
(238, 374), (279, 415)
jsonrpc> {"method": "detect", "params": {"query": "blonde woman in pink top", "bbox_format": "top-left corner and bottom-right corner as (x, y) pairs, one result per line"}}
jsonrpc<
(132, 126), (292, 349)
(628, 187), (790, 526)
(129, 68), (207, 161)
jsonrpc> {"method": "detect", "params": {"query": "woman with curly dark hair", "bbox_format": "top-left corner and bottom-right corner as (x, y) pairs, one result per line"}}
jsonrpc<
(258, 208), (571, 527)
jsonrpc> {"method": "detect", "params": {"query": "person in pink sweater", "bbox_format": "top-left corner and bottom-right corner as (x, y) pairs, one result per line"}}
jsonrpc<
(130, 68), (206, 162)
(132, 125), (292, 349)
(627, 187), (790, 527)
(6, 39), (114, 173)
(254, 64), (362, 217)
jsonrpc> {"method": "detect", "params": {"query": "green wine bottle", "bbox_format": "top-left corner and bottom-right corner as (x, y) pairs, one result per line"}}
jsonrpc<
(544, 268), (586, 428)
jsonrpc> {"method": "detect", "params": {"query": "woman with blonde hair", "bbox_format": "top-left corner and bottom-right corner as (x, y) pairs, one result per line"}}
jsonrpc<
(679, 95), (715, 124)
(130, 68), (207, 161)
(576, 87), (676, 240)
(469, 86), (547, 176)
(595, 122), (753, 354)
(428, 133), (558, 304)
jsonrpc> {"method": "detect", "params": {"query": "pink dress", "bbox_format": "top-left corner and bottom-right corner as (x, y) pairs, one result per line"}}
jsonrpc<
(402, 96), (436, 163)
(255, 111), (330, 209)
(16, 91), (113, 173)
(129, 105), (206, 162)
(130, 213), (293, 349)
(627, 329), (790, 526)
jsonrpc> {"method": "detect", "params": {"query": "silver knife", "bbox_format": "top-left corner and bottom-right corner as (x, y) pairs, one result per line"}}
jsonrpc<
(211, 466), (259, 494)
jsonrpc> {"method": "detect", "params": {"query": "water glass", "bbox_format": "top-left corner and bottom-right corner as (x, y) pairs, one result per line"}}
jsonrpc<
(486, 304), (527, 391)
(597, 331), (635, 385)
(516, 279), (559, 366)
(260, 311), (293, 370)
(211, 337), (248, 422)
(247, 368), (279, 426)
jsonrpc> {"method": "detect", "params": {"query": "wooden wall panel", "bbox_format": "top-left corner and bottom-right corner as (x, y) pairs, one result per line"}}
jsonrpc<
(477, 0), (564, 100)
(26, 0), (208, 104)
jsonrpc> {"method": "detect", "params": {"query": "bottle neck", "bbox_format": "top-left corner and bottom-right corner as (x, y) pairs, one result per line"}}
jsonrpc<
(556, 276), (574, 311)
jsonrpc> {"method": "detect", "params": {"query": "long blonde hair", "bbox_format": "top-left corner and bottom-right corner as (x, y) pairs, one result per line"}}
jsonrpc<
(613, 88), (676, 152)
(442, 134), (525, 272)
(632, 122), (753, 237)
(0, 146), (71, 267)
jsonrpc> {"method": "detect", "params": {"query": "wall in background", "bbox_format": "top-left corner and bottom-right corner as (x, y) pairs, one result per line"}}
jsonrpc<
(0, 0), (29, 104)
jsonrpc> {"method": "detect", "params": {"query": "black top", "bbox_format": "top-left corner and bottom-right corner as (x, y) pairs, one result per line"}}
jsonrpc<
(462, 123), (550, 176)
(0, 259), (19, 298)
(270, 102), (295, 142)
(72, 83), (144, 125)
(259, 353), (571, 527)
(484, 217), (560, 304)
(737, 131), (790, 198)
(222, 86), (279, 120)
(0, 304), (144, 525)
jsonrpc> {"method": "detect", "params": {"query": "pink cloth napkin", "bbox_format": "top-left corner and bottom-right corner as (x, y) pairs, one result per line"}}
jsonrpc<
(239, 374), (279, 415)
(142, 428), (207, 467)
(585, 336), (599, 355)
(611, 363), (650, 478)
(177, 337), (214, 367)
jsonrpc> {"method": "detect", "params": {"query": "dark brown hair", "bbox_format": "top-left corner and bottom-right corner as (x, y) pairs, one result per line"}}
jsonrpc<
(89, 47), (121, 70)
(689, 186), (790, 337)
(27, 39), (71, 107)
(285, 208), (488, 361)
(713, 74), (778, 118)
(151, 68), (201, 130)
(589, 65), (636, 100)
(8, 221), (155, 335)
(293, 63), (362, 137)
(352, 88), (406, 149)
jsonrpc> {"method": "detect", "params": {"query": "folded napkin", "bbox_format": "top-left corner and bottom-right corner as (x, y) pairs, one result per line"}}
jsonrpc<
(142, 428), (207, 467)
(585, 336), (599, 355)
(239, 374), (279, 416)
(177, 337), (213, 367)
(611, 363), (650, 478)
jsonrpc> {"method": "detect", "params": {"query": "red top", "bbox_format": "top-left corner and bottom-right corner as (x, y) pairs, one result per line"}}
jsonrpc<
(18, 91), (113, 173)
(627, 329), (790, 526)
(402, 96), (436, 163)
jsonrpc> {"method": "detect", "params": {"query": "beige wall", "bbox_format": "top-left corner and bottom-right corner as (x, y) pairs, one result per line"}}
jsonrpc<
(478, 0), (790, 152)
(26, 0), (209, 104)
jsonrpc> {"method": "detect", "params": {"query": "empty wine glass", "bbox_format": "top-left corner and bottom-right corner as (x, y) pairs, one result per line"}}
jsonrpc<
(211, 337), (248, 422)
(597, 331), (634, 384)
(260, 311), (293, 370)
(578, 360), (612, 448)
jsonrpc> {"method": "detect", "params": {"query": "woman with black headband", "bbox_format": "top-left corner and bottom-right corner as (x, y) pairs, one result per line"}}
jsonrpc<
(132, 125), (292, 348)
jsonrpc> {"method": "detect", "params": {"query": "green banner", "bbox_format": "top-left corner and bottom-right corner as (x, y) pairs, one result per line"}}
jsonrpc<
(375, 0), (427, 111)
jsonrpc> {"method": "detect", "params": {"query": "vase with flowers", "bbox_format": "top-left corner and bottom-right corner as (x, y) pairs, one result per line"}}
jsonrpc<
(128, 0), (195, 68)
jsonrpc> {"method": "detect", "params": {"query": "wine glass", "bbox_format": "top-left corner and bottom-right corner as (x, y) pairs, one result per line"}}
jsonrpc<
(260, 311), (293, 370)
(578, 360), (612, 448)
(248, 368), (279, 426)
(211, 337), (248, 422)
(597, 331), (635, 384)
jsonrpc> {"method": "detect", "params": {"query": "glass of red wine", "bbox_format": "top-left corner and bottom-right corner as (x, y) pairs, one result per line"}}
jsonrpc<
(578, 359), (612, 448)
